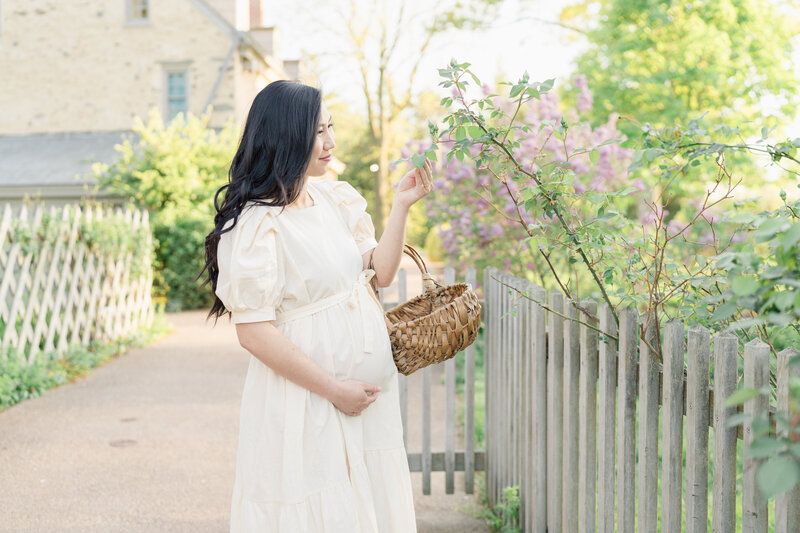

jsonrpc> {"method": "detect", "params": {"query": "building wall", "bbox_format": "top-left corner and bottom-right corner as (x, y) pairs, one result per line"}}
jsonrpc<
(204, 0), (250, 30)
(0, 0), (239, 135)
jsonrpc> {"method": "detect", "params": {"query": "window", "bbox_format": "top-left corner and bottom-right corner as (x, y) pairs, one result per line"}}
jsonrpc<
(165, 70), (188, 120)
(126, 0), (149, 23)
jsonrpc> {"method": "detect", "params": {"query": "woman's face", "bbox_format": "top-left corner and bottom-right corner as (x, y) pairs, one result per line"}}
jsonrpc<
(306, 103), (335, 177)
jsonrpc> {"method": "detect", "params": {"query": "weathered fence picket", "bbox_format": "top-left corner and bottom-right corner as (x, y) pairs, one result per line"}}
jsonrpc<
(578, 299), (598, 533)
(776, 347), (800, 532)
(661, 320), (684, 533)
(685, 325), (710, 533)
(597, 304), (616, 533)
(444, 267), (456, 494)
(743, 339), (770, 532)
(546, 290), (564, 533)
(561, 297), (580, 533)
(616, 307), (637, 533)
(464, 267), (477, 494)
(478, 270), (798, 532)
(713, 334), (738, 533)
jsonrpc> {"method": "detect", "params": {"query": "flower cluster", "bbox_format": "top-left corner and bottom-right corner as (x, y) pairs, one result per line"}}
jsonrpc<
(419, 77), (635, 276)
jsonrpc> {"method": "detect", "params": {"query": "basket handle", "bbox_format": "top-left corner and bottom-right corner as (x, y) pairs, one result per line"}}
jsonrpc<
(367, 244), (442, 295)
(402, 243), (442, 293)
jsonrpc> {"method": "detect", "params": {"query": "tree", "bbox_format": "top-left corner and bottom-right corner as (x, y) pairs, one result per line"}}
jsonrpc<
(324, 0), (506, 233)
(563, 0), (800, 140)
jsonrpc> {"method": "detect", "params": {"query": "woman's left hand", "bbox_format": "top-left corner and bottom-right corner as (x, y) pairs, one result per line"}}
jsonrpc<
(394, 159), (433, 209)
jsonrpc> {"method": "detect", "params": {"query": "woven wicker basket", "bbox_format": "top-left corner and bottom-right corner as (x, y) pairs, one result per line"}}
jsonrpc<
(370, 244), (482, 376)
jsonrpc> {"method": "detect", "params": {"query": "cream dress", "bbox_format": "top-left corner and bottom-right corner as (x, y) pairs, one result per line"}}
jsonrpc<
(215, 179), (417, 533)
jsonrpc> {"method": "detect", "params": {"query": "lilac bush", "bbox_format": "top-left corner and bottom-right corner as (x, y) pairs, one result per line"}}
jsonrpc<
(420, 76), (635, 279)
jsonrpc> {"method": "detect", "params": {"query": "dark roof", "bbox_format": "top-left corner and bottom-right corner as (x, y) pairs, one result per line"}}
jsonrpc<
(0, 131), (132, 187)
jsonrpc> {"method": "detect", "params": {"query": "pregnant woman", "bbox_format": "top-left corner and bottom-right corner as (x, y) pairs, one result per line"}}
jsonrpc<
(200, 80), (433, 532)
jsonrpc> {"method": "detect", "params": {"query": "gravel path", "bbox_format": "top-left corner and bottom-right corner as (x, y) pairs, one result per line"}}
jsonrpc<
(0, 309), (487, 532)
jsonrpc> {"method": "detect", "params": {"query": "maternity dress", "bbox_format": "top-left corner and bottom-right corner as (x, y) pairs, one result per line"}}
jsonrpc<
(215, 179), (417, 532)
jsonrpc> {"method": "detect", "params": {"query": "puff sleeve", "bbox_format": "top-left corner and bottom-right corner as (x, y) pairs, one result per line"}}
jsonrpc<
(214, 206), (285, 324)
(323, 180), (379, 255)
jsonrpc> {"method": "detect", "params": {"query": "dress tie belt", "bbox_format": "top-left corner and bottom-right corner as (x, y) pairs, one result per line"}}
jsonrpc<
(272, 269), (382, 353)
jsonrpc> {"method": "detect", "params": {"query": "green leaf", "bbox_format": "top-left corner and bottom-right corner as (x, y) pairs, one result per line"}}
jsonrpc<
(590, 149), (599, 164)
(747, 438), (784, 459)
(724, 387), (760, 407)
(789, 442), (800, 459)
(724, 412), (751, 428)
(731, 276), (760, 297)
(597, 138), (620, 147)
(782, 222), (800, 250)
(411, 153), (426, 169)
(711, 302), (737, 322)
(455, 127), (466, 141)
(467, 126), (484, 139)
(757, 457), (800, 499)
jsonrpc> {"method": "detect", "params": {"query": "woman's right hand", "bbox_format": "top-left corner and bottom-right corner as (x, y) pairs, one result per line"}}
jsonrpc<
(331, 379), (381, 416)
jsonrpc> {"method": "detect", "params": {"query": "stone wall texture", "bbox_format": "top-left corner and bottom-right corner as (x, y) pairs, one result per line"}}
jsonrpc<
(0, 0), (282, 135)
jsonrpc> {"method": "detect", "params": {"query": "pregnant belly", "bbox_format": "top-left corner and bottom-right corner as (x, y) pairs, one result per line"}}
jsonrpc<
(334, 314), (396, 388)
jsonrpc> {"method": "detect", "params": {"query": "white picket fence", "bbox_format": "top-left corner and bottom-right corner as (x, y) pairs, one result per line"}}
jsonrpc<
(0, 203), (153, 364)
(483, 267), (800, 532)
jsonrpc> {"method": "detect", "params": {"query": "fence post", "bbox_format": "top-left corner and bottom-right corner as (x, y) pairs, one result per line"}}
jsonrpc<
(444, 267), (456, 495)
(546, 290), (564, 533)
(562, 297), (580, 533)
(712, 333), (739, 533)
(616, 307), (638, 533)
(685, 325), (710, 533)
(497, 272), (517, 508)
(662, 319), (685, 532)
(597, 303), (617, 533)
(531, 285), (547, 533)
(775, 347), (800, 533)
(464, 266), (477, 494)
(579, 298), (598, 533)
(483, 268), (496, 505)
(418, 264), (431, 496)
(520, 279), (533, 530)
(742, 338), (770, 532)
(637, 317), (659, 533)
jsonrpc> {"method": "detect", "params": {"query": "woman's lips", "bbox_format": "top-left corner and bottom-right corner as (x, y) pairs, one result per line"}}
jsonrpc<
(320, 155), (331, 161)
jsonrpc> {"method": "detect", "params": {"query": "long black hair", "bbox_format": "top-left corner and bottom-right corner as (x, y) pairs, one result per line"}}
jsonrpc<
(198, 80), (322, 322)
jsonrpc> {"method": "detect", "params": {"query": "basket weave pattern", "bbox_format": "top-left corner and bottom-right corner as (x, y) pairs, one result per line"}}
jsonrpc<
(372, 245), (482, 376)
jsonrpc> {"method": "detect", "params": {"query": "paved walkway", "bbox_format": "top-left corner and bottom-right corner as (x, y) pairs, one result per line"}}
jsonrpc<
(0, 309), (487, 532)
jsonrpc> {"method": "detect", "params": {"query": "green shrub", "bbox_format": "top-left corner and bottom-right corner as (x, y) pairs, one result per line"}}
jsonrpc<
(92, 110), (237, 310)
(152, 212), (215, 311)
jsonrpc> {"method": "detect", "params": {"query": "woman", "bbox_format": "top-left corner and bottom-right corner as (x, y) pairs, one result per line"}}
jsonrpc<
(201, 80), (433, 532)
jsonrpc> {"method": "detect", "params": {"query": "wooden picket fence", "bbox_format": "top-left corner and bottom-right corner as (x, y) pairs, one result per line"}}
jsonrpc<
(0, 203), (153, 364)
(378, 266), (485, 496)
(483, 267), (800, 532)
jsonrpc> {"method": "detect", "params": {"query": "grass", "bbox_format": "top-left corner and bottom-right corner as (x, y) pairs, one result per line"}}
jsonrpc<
(0, 310), (171, 412)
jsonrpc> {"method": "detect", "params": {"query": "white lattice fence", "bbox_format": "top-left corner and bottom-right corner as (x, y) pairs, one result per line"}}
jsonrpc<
(0, 203), (154, 364)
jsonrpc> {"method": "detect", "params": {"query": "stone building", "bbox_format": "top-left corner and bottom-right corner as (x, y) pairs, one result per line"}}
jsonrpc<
(0, 0), (309, 204)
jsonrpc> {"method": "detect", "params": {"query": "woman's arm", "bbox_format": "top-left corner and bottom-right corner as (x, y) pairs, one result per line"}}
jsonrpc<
(235, 321), (381, 416)
(367, 159), (433, 287)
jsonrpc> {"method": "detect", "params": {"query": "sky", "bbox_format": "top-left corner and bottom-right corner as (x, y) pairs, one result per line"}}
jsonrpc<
(263, 0), (800, 139)
(263, 0), (590, 107)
